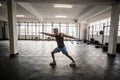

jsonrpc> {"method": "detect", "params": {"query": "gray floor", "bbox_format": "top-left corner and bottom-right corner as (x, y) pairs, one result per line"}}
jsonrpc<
(0, 41), (120, 80)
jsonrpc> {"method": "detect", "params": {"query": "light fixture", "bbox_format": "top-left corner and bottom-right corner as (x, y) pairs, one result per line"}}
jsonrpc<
(16, 15), (24, 17)
(0, 3), (2, 6)
(54, 4), (72, 8)
(56, 15), (67, 18)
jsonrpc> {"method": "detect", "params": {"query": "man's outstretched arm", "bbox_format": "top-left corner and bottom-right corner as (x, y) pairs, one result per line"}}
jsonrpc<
(39, 32), (55, 37)
(62, 33), (78, 39)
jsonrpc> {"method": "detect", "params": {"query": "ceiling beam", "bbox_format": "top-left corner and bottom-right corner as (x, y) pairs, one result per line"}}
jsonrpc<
(18, 2), (43, 21)
(78, 5), (95, 18)
(85, 7), (111, 21)
(78, 6), (111, 21)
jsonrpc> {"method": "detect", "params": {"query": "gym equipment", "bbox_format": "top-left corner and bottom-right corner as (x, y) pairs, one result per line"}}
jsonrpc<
(88, 27), (90, 40)
(87, 26), (94, 44)
(101, 23), (110, 47)
(94, 40), (101, 48)
(99, 31), (103, 35)
(102, 43), (108, 52)
(76, 40), (81, 44)
(90, 38), (94, 44)
(76, 42), (79, 44)
(86, 40), (90, 44)
(91, 26), (94, 39)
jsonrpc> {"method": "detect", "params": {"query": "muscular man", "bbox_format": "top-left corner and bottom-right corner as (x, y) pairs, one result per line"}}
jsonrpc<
(40, 28), (77, 66)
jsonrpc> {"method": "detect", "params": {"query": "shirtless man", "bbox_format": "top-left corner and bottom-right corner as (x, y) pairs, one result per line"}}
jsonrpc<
(40, 28), (77, 66)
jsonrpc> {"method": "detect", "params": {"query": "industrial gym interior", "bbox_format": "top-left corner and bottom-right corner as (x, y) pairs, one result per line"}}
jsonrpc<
(0, 0), (120, 80)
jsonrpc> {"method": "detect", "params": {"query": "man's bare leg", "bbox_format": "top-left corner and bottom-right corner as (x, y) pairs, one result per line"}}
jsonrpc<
(50, 51), (57, 65)
(65, 54), (75, 62)
(65, 53), (76, 66)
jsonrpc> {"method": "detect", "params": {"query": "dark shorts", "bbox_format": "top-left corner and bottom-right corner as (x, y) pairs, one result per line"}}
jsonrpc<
(52, 47), (68, 55)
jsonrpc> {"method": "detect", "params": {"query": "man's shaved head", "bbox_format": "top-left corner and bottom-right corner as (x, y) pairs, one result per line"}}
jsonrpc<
(53, 28), (58, 33)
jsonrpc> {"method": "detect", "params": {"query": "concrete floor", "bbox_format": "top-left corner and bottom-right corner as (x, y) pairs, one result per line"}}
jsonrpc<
(0, 41), (120, 80)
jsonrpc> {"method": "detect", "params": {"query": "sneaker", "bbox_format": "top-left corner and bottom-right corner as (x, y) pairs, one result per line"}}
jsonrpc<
(50, 62), (56, 65)
(70, 61), (76, 66)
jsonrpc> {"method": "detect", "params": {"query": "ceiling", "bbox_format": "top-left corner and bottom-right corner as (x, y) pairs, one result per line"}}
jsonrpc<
(18, 2), (93, 19)
(17, 4), (34, 18)
(0, 0), (115, 21)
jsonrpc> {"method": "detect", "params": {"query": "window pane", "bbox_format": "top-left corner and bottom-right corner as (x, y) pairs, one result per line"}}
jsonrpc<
(28, 23), (33, 35)
(53, 23), (59, 30)
(68, 23), (75, 37)
(118, 31), (120, 36)
(20, 23), (26, 35)
(33, 23), (35, 32)
(44, 23), (52, 39)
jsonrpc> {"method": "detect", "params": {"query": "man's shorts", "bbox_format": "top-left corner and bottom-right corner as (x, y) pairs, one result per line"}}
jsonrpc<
(52, 47), (68, 55)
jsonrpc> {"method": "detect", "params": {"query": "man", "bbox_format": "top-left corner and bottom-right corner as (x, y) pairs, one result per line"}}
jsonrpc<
(40, 28), (77, 66)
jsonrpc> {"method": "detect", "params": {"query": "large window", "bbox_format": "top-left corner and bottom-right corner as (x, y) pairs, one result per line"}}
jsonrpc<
(17, 22), (20, 36)
(28, 23), (33, 35)
(44, 23), (52, 39)
(32, 23), (36, 35)
(44, 23), (52, 33)
(88, 18), (110, 36)
(69, 23), (76, 37)
(17, 22), (80, 40)
(61, 23), (68, 34)
(118, 16), (120, 36)
(20, 22), (26, 35)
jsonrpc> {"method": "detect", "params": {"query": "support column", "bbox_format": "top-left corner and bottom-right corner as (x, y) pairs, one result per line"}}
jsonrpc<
(79, 23), (81, 40)
(75, 22), (79, 39)
(108, 4), (120, 56)
(7, 0), (18, 57)
(80, 23), (88, 41)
